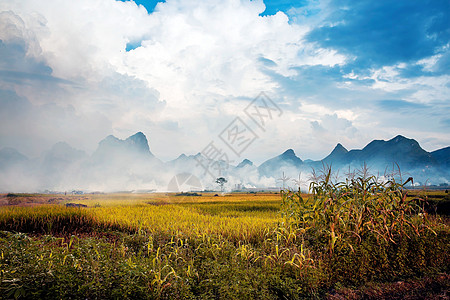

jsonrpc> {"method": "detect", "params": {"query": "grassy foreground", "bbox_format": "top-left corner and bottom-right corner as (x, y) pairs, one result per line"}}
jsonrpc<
(0, 181), (449, 299)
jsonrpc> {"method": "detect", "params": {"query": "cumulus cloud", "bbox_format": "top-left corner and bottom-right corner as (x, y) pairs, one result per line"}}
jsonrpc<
(0, 0), (449, 166)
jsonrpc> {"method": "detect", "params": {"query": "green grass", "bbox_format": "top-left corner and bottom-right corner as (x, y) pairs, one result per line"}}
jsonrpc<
(0, 180), (449, 299)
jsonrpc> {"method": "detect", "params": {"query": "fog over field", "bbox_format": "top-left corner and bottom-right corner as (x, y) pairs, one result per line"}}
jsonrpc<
(0, 0), (449, 192)
(0, 131), (448, 192)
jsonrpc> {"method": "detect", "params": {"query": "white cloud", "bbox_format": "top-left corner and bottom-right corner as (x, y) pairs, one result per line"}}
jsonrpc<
(0, 0), (349, 160)
(0, 0), (448, 165)
(3, 0), (347, 108)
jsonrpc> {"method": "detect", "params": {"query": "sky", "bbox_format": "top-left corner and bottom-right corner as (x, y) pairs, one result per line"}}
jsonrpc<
(0, 0), (449, 164)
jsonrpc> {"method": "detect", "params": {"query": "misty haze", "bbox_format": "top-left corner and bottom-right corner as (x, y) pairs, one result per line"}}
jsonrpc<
(0, 131), (449, 193)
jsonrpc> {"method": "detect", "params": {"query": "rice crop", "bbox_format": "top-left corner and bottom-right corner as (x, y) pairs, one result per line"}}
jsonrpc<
(0, 180), (448, 299)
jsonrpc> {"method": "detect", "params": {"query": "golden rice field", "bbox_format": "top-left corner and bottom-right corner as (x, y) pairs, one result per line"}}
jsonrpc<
(0, 192), (282, 241)
(0, 189), (449, 299)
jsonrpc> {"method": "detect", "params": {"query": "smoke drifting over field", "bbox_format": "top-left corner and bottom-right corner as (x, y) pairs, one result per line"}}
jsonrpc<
(0, 132), (448, 193)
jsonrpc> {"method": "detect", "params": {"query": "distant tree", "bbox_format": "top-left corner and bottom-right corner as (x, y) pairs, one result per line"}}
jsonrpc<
(215, 177), (227, 192)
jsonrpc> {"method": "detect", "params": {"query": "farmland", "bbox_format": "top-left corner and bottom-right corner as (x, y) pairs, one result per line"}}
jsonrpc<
(0, 178), (449, 299)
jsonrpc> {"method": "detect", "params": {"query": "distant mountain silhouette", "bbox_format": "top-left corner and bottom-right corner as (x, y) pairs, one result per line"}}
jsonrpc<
(0, 148), (35, 192)
(168, 153), (203, 165)
(37, 142), (88, 189)
(126, 132), (153, 155)
(92, 132), (154, 163)
(42, 142), (87, 168)
(0, 133), (448, 192)
(323, 143), (348, 163)
(236, 159), (253, 168)
(258, 149), (302, 177)
(280, 149), (303, 165)
(0, 147), (28, 169)
(431, 146), (450, 168)
(255, 135), (448, 185)
(172, 153), (188, 162)
(283, 135), (450, 186)
(332, 135), (436, 169)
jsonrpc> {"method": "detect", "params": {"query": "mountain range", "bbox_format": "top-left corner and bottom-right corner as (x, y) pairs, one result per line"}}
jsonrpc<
(0, 133), (448, 192)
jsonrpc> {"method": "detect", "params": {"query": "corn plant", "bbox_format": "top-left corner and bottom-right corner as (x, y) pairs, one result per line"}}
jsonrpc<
(281, 166), (431, 255)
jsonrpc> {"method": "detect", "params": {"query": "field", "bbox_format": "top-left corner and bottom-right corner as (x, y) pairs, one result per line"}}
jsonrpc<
(0, 178), (449, 299)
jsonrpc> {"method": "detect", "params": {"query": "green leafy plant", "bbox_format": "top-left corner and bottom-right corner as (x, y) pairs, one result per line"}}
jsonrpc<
(281, 166), (431, 255)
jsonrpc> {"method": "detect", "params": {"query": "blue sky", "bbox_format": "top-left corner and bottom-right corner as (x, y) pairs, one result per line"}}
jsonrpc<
(0, 0), (449, 163)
